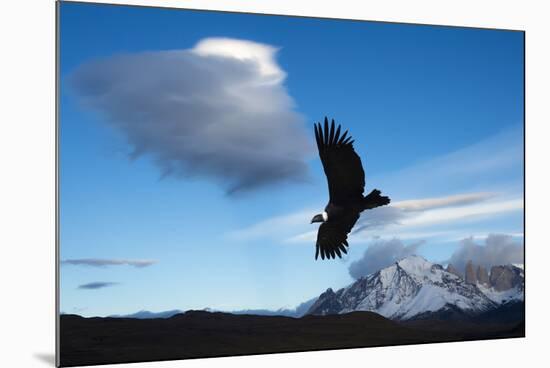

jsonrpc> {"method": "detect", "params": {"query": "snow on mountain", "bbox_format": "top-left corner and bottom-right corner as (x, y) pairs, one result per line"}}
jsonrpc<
(477, 264), (524, 304)
(478, 284), (523, 304)
(223, 297), (317, 318)
(307, 255), (499, 320)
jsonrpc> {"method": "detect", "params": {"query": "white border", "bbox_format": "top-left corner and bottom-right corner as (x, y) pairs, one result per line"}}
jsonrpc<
(1, 1), (549, 367)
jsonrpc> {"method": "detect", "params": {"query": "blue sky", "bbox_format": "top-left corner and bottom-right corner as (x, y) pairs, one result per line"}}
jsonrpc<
(59, 2), (524, 317)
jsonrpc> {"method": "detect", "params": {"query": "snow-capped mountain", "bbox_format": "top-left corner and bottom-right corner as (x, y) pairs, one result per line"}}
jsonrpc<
(306, 255), (514, 320)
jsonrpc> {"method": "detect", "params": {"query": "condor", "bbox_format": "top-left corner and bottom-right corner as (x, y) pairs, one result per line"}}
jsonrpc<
(311, 117), (390, 260)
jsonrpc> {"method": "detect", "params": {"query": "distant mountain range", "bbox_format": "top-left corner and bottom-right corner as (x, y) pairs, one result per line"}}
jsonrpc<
(109, 309), (184, 319)
(228, 298), (317, 318)
(108, 298), (317, 319)
(106, 255), (523, 322)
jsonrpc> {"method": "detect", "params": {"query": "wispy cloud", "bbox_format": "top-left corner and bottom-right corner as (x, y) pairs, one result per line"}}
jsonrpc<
(353, 192), (502, 233)
(78, 282), (118, 290)
(347, 196), (522, 245)
(69, 37), (312, 194)
(446, 232), (524, 243)
(284, 230), (318, 244)
(373, 124), (523, 199)
(394, 192), (496, 212)
(397, 198), (522, 228)
(227, 208), (316, 241)
(258, 192), (521, 245)
(62, 259), (157, 268)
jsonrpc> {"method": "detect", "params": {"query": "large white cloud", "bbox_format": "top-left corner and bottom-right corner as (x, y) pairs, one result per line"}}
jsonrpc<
(347, 233), (523, 280)
(447, 233), (524, 272)
(69, 37), (312, 194)
(348, 238), (424, 279)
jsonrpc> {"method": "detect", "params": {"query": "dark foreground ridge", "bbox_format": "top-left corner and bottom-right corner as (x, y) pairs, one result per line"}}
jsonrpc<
(60, 308), (524, 367)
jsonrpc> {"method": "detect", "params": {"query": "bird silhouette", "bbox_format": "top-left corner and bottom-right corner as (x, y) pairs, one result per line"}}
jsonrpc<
(311, 117), (390, 260)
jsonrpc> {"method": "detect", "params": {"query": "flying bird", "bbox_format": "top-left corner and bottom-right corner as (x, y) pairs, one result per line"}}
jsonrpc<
(311, 117), (390, 260)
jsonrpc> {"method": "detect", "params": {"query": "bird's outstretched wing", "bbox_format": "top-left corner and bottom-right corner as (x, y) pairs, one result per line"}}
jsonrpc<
(314, 117), (365, 205)
(315, 212), (359, 260)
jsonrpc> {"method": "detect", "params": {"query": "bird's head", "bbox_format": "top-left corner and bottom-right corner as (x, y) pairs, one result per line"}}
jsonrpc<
(310, 212), (328, 224)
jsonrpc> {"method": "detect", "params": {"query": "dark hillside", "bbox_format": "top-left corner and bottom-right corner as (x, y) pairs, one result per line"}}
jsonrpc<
(60, 309), (523, 367)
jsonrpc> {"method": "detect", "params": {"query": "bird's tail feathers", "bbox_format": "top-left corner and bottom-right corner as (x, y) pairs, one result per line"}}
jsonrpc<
(362, 189), (390, 210)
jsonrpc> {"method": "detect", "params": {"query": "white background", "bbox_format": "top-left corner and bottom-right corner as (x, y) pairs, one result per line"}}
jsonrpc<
(1, 0), (548, 367)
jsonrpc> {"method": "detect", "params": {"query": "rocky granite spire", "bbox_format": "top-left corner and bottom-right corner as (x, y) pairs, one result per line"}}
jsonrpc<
(490, 265), (524, 291)
(465, 260), (477, 284)
(477, 265), (490, 286)
(446, 263), (462, 277)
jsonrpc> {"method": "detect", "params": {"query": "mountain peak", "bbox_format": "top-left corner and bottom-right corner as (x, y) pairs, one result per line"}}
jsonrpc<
(396, 255), (432, 272)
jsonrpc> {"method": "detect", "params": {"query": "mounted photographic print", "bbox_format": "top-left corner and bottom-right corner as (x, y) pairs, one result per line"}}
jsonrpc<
(56, 1), (525, 366)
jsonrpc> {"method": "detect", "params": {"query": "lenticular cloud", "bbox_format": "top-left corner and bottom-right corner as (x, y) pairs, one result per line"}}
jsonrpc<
(70, 37), (312, 194)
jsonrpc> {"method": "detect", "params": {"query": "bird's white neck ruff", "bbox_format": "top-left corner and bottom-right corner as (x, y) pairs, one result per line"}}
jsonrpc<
(322, 211), (328, 222)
